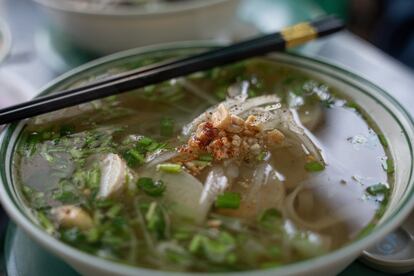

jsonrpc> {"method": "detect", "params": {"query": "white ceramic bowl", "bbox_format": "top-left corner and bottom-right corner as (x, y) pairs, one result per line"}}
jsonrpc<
(1, 42), (414, 276)
(32, 0), (240, 54)
(0, 18), (11, 64)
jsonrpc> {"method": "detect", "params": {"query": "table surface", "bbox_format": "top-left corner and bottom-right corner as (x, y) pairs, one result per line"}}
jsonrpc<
(1, 0), (414, 275)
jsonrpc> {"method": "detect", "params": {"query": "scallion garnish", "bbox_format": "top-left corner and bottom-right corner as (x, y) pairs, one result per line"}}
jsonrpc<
(198, 153), (213, 162)
(304, 161), (325, 172)
(145, 202), (166, 239)
(258, 208), (282, 229)
(366, 183), (389, 196)
(123, 148), (145, 167)
(160, 117), (175, 137)
(157, 163), (182, 174)
(137, 177), (166, 197)
(382, 158), (394, 174)
(215, 192), (241, 209)
(377, 134), (388, 148)
(257, 151), (267, 161)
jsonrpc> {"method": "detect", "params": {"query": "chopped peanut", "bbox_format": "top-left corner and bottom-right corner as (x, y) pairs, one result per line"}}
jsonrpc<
(266, 129), (285, 145)
(245, 115), (262, 131)
(180, 103), (289, 175)
(212, 104), (231, 128)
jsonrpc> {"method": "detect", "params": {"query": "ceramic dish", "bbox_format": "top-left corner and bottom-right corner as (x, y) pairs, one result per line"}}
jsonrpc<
(0, 18), (11, 64)
(1, 42), (414, 276)
(32, 0), (240, 54)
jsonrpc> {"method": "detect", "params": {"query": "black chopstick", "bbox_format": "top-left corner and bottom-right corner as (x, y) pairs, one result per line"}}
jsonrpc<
(0, 16), (344, 125)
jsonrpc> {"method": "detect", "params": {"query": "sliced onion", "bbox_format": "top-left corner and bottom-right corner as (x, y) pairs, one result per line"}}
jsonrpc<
(98, 153), (128, 199)
(199, 166), (230, 220)
(138, 166), (205, 224)
(182, 95), (281, 136)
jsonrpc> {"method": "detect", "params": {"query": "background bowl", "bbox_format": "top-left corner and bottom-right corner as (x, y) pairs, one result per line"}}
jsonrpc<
(0, 18), (11, 64)
(1, 42), (414, 276)
(32, 0), (241, 54)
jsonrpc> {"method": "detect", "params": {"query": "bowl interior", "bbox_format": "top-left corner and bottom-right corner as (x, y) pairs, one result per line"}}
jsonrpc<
(1, 44), (414, 276)
(32, 0), (236, 16)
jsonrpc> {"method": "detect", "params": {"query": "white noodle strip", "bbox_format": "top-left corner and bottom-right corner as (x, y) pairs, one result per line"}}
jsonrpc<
(199, 167), (230, 218)
(285, 184), (341, 231)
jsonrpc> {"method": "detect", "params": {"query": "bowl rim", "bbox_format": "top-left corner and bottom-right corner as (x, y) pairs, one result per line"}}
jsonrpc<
(0, 18), (11, 64)
(32, 0), (238, 17)
(1, 41), (414, 275)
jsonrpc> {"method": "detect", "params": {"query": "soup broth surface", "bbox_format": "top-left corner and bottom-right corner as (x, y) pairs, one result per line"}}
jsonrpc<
(14, 57), (392, 272)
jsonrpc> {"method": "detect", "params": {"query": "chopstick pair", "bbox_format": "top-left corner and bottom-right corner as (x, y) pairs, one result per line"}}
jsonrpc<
(0, 16), (344, 125)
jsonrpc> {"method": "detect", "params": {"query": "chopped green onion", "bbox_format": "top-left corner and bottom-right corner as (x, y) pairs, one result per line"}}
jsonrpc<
(189, 234), (205, 253)
(146, 142), (166, 152)
(215, 87), (227, 100)
(258, 208), (282, 229)
(356, 223), (376, 240)
(189, 231), (236, 264)
(382, 158), (394, 174)
(86, 227), (100, 243)
(145, 202), (166, 239)
(59, 124), (75, 136)
(123, 148), (145, 167)
(345, 101), (361, 112)
(260, 262), (281, 269)
(95, 199), (115, 208)
(160, 117), (175, 137)
(377, 134), (388, 148)
(257, 151), (267, 161)
(137, 136), (153, 147)
(304, 161), (325, 172)
(173, 228), (192, 241)
(198, 153), (213, 162)
(157, 163), (182, 174)
(202, 232), (236, 263)
(86, 168), (100, 189)
(215, 192), (241, 209)
(107, 204), (123, 218)
(37, 211), (54, 234)
(137, 177), (166, 197)
(366, 183), (389, 196)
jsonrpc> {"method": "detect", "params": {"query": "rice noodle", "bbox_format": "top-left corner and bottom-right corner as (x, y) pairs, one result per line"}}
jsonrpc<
(199, 166), (230, 219)
(177, 79), (218, 105)
(182, 95), (281, 136)
(145, 150), (180, 168)
(284, 184), (342, 231)
(181, 95), (324, 164)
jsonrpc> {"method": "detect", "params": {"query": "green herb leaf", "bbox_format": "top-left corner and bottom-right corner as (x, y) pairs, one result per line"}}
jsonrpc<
(215, 192), (241, 209)
(257, 151), (267, 161)
(356, 223), (376, 240)
(382, 158), (394, 174)
(377, 134), (388, 148)
(160, 117), (175, 137)
(157, 163), (182, 174)
(145, 202), (166, 240)
(198, 153), (213, 162)
(137, 177), (166, 197)
(37, 211), (55, 234)
(304, 161), (325, 172)
(258, 208), (282, 229)
(366, 183), (389, 196)
(123, 148), (145, 167)
(107, 204), (123, 218)
(59, 124), (75, 136)
(345, 101), (361, 112)
(189, 231), (236, 264)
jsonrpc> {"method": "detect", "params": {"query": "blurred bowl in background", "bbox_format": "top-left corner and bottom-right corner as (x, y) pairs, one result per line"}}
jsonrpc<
(0, 18), (11, 64)
(32, 0), (241, 55)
